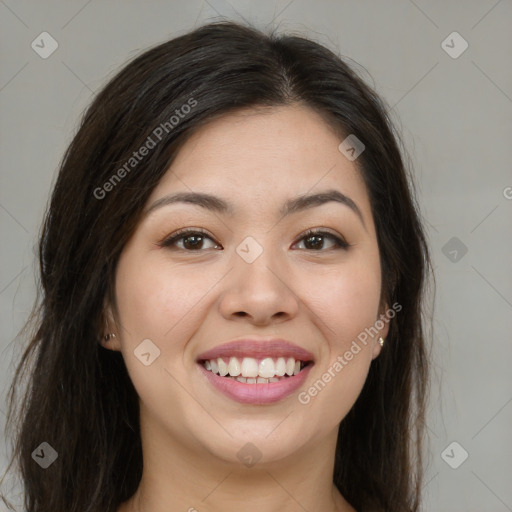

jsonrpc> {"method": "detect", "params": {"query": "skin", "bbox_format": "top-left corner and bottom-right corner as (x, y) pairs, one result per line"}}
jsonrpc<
(102, 104), (389, 512)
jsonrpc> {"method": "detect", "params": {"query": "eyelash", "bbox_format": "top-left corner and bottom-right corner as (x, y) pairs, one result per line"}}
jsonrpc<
(159, 228), (350, 252)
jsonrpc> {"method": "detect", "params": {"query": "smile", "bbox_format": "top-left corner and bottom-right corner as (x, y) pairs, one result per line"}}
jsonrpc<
(195, 338), (315, 404)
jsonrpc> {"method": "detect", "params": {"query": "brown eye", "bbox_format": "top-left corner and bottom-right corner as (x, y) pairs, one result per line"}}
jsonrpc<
(293, 229), (349, 251)
(160, 229), (220, 251)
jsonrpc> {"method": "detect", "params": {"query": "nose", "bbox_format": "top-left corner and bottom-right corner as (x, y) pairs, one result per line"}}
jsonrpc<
(218, 244), (299, 326)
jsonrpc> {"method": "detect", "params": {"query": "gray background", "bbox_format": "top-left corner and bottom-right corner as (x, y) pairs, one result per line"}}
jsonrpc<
(1, 1), (511, 511)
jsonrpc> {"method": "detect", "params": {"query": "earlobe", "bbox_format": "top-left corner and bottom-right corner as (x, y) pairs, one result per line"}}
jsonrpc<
(372, 302), (391, 360)
(99, 330), (122, 352)
(100, 332), (121, 351)
(371, 337), (385, 360)
(99, 301), (122, 351)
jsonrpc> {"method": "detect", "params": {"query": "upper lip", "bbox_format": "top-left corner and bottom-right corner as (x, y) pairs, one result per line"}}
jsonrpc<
(196, 338), (315, 362)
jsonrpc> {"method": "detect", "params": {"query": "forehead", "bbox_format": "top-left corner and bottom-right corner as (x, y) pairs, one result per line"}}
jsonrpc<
(148, 104), (371, 219)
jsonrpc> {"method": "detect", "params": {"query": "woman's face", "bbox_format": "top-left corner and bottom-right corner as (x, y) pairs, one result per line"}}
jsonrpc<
(105, 104), (388, 466)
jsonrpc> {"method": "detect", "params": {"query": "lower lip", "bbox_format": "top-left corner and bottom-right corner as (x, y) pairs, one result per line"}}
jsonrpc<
(197, 363), (314, 404)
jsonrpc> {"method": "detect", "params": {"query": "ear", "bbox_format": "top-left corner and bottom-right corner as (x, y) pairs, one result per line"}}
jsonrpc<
(371, 302), (391, 360)
(98, 298), (122, 352)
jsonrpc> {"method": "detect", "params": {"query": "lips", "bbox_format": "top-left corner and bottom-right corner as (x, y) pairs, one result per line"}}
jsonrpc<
(195, 338), (315, 404)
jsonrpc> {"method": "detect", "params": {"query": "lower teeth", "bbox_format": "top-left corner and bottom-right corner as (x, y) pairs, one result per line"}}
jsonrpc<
(223, 375), (292, 384)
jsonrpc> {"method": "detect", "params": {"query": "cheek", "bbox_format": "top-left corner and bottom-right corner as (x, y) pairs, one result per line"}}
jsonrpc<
(298, 260), (381, 421)
(299, 270), (379, 424)
(313, 260), (382, 342)
(113, 253), (203, 410)
(113, 251), (226, 390)
(115, 250), (206, 340)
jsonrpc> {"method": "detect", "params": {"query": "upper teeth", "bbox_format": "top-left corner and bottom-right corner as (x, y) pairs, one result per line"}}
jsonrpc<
(203, 357), (303, 378)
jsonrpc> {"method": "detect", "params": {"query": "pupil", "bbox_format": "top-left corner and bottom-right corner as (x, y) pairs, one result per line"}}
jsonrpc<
(306, 235), (323, 250)
(184, 235), (202, 249)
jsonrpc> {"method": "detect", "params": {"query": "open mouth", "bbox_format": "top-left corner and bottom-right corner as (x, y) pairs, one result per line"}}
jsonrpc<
(198, 356), (314, 384)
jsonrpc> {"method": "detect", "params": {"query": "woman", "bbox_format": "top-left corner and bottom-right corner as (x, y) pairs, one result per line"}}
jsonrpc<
(2, 20), (434, 512)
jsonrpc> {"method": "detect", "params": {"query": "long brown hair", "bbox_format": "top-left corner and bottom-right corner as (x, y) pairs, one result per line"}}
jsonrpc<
(1, 20), (434, 512)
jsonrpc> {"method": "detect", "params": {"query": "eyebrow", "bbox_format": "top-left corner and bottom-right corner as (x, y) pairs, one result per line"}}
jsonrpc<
(144, 189), (366, 229)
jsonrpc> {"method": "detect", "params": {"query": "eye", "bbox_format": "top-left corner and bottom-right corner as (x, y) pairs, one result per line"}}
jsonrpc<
(159, 228), (350, 252)
(293, 229), (350, 251)
(159, 228), (220, 251)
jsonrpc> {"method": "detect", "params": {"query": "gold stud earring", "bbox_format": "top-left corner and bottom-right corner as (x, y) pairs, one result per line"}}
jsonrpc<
(378, 337), (384, 347)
